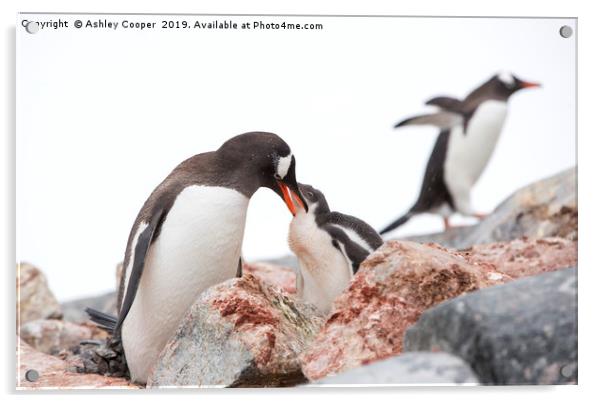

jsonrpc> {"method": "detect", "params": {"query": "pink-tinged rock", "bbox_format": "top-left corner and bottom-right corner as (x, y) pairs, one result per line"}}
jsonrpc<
(460, 237), (577, 280)
(148, 274), (323, 387)
(243, 262), (296, 294)
(300, 241), (490, 381)
(19, 319), (108, 355)
(301, 238), (577, 381)
(17, 263), (62, 326)
(16, 338), (136, 389)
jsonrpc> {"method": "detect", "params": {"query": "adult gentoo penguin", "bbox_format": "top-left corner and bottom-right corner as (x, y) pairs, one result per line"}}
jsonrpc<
(380, 72), (540, 235)
(288, 183), (383, 314)
(88, 131), (307, 384)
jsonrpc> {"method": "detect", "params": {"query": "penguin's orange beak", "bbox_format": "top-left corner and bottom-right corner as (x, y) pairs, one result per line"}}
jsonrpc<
(278, 181), (304, 216)
(519, 80), (541, 89)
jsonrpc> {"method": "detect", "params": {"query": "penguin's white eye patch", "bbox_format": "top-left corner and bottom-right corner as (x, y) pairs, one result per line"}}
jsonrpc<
(275, 154), (292, 179)
(497, 71), (515, 87)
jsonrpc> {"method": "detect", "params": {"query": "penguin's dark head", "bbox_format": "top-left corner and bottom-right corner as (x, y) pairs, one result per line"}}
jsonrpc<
(217, 131), (308, 215)
(491, 71), (541, 97)
(297, 183), (330, 215)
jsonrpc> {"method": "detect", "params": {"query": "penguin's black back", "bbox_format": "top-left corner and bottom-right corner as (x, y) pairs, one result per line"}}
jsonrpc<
(410, 129), (455, 214)
(380, 129), (455, 235)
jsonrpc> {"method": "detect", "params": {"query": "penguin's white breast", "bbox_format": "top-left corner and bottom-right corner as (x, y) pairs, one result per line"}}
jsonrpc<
(444, 100), (508, 187)
(121, 185), (249, 382)
(144, 185), (250, 295)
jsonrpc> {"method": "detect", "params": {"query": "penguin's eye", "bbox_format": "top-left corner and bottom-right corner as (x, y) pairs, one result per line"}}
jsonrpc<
(274, 173), (282, 180)
(307, 192), (314, 198)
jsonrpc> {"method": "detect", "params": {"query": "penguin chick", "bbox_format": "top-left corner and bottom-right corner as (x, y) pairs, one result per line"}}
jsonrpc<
(288, 183), (383, 314)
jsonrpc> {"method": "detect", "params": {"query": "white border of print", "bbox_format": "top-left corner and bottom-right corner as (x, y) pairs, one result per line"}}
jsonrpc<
(2, 0), (600, 402)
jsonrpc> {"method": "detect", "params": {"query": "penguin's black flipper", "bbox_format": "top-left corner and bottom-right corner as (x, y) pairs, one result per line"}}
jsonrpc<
(115, 207), (167, 334)
(321, 211), (383, 251)
(85, 307), (117, 334)
(323, 224), (371, 274)
(379, 211), (414, 235)
(393, 111), (462, 129)
(425, 96), (463, 113)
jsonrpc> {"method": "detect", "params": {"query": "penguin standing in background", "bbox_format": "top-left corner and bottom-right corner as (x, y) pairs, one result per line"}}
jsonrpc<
(87, 132), (307, 384)
(288, 183), (383, 314)
(380, 72), (540, 235)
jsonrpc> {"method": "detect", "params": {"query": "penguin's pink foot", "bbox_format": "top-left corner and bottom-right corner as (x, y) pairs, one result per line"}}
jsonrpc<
(443, 217), (453, 231)
(473, 212), (489, 221)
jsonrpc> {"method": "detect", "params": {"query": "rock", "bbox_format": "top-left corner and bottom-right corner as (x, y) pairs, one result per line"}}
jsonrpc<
(300, 241), (492, 381)
(301, 239), (576, 381)
(460, 237), (577, 280)
(314, 352), (479, 385)
(404, 268), (577, 385)
(61, 292), (117, 323)
(402, 168), (577, 249)
(71, 337), (130, 379)
(17, 263), (62, 326)
(243, 261), (296, 294)
(17, 338), (136, 389)
(148, 274), (324, 387)
(19, 319), (108, 355)
(402, 225), (477, 248)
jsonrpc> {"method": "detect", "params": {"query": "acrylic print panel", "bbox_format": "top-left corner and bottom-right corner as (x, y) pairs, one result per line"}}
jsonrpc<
(16, 14), (576, 388)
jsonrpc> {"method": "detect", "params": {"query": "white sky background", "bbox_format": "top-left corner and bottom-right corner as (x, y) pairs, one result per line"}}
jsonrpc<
(16, 15), (576, 301)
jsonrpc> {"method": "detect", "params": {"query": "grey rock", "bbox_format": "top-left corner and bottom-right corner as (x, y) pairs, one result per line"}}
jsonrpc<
(402, 168), (576, 249)
(148, 274), (324, 388)
(404, 267), (577, 385)
(313, 352), (479, 385)
(61, 291), (117, 323)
